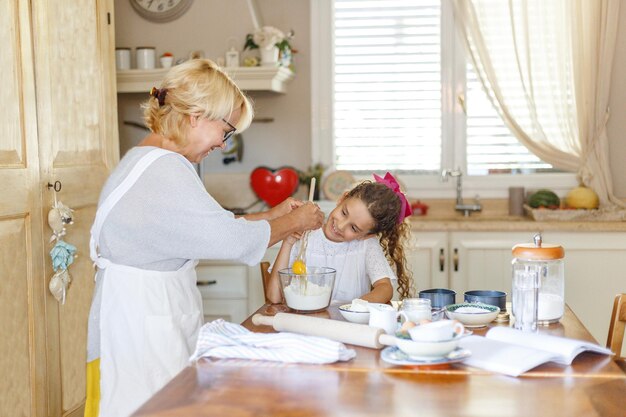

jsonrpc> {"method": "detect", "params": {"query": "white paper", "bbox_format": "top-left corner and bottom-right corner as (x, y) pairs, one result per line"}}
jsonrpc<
(458, 327), (612, 377)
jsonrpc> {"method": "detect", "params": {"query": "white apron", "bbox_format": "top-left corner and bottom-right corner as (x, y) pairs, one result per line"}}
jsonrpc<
(90, 148), (203, 417)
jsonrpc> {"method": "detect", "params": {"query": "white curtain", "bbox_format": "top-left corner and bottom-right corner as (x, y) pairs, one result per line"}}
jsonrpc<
(453, 0), (622, 208)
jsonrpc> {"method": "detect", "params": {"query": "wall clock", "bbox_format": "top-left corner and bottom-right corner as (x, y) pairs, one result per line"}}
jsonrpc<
(130, 0), (194, 23)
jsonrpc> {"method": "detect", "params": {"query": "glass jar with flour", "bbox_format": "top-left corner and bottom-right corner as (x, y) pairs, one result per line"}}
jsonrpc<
(512, 234), (565, 327)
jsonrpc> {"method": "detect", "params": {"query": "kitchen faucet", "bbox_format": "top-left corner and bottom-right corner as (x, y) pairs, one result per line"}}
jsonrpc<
(440, 168), (482, 217)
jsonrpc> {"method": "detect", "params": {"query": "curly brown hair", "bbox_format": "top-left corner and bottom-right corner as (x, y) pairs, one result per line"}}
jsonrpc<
(345, 181), (414, 300)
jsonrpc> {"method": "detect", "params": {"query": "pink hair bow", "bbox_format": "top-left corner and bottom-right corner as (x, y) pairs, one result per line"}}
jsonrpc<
(373, 172), (413, 224)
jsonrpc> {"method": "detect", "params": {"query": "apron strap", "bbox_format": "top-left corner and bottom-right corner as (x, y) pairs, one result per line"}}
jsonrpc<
(90, 148), (175, 263)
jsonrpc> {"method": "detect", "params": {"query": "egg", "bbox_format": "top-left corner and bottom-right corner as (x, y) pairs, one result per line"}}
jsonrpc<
(400, 320), (416, 332)
(292, 260), (307, 275)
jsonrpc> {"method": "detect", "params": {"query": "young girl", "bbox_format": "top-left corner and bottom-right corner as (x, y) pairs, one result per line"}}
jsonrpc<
(267, 172), (414, 304)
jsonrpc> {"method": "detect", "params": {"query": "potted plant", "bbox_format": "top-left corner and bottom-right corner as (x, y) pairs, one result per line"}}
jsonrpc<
(244, 26), (295, 68)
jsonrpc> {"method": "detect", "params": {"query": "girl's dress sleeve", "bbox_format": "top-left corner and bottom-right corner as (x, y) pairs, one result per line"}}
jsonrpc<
(364, 238), (397, 284)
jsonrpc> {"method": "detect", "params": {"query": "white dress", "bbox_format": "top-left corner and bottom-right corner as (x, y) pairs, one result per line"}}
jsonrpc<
(287, 228), (396, 303)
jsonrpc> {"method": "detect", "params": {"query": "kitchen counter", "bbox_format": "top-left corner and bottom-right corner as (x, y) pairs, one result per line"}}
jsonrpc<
(409, 216), (626, 232)
(406, 198), (626, 232)
(133, 304), (626, 417)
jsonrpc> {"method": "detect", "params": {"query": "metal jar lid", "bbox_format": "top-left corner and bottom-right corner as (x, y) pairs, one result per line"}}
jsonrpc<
(512, 233), (564, 260)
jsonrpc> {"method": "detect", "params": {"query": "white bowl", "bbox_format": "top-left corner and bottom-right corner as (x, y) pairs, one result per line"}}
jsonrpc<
(444, 302), (500, 328)
(394, 332), (466, 359)
(338, 304), (370, 324)
(338, 302), (388, 324)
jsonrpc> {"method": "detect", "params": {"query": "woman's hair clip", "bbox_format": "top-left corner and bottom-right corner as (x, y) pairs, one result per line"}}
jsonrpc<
(150, 87), (168, 107)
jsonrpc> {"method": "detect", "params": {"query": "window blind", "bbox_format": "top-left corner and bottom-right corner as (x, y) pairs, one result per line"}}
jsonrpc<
(333, 0), (442, 172)
(465, 61), (555, 175)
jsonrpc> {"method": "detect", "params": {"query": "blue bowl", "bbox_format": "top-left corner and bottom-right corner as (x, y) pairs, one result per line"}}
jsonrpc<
(464, 290), (507, 312)
(419, 288), (456, 309)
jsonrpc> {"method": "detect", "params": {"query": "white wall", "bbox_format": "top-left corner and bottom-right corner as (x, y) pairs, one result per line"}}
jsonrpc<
(115, 0), (626, 206)
(114, 0), (312, 205)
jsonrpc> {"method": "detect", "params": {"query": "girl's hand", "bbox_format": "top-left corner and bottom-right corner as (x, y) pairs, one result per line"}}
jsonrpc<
(268, 197), (303, 220)
(284, 231), (304, 246)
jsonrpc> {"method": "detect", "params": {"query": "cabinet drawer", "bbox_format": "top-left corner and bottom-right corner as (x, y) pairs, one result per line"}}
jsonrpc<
(196, 264), (247, 298)
(202, 299), (248, 324)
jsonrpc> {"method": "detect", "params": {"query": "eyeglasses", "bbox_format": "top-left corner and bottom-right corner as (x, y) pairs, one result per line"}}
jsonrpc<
(222, 119), (237, 143)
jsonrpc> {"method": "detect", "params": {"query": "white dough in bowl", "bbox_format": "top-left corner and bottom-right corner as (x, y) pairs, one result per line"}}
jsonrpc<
(350, 298), (369, 312)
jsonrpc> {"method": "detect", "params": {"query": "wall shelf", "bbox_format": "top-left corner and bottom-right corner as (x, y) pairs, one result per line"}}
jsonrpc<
(116, 66), (295, 94)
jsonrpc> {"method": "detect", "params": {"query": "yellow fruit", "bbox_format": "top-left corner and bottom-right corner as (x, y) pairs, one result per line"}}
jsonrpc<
(292, 260), (307, 275)
(566, 186), (599, 209)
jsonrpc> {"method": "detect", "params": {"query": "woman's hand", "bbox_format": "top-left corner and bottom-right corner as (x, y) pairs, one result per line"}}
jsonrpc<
(291, 202), (324, 232)
(267, 197), (303, 220)
(267, 202), (324, 247)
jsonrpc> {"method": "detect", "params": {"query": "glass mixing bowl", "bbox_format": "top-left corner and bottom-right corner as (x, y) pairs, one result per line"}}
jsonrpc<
(278, 267), (336, 313)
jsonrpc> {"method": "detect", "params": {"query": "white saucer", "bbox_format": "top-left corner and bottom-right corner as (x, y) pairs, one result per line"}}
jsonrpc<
(381, 346), (471, 366)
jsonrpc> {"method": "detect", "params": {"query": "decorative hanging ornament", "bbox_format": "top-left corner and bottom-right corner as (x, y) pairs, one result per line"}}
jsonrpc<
(50, 240), (77, 272)
(47, 192), (74, 242)
(47, 187), (77, 304)
(49, 269), (72, 304)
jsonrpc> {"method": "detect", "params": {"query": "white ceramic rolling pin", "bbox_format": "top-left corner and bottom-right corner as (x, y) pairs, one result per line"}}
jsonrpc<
(252, 313), (397, 349)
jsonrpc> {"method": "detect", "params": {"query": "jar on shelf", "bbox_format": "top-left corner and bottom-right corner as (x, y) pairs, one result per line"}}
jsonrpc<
(115, 47), (131, 70)
(136, 46), (156, 70)
(512, 233), (565, 326)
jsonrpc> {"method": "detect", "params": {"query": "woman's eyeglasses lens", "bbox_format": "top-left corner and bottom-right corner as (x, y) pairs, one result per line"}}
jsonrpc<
(222, 119), (237, 143)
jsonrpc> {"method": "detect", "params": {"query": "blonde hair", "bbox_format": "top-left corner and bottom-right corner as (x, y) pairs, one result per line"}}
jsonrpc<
(142, 59), (253, 146)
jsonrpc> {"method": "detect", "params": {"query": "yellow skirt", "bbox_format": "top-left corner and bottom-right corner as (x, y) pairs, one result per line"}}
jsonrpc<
(84, 359), (100, 417)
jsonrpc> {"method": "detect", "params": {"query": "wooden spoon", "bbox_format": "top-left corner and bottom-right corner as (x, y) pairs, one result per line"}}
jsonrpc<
(292, 177), (316, 288)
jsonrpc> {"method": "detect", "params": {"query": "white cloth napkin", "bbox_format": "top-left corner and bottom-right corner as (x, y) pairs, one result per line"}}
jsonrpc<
(190, 319), (357, 364)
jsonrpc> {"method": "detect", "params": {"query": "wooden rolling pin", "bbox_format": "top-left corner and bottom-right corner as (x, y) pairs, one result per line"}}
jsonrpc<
(252, 313), (397, 349)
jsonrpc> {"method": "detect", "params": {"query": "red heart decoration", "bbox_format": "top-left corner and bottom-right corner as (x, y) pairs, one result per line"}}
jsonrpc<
(250, 166), (299, 207)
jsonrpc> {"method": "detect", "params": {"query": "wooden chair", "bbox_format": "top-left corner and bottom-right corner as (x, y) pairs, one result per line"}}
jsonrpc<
(260, 262), (289, 314)
(260, 261), (272, 304)
(606, 293), (626, 372)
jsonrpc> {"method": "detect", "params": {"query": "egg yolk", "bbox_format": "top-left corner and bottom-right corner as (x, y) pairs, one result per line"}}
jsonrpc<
(292, 260), (307, 275)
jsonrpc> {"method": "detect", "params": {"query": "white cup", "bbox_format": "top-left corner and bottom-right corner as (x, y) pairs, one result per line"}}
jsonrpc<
(136, 47), (156, 70)
(408, 320), (464, 342)
(368, 304), (408, 335)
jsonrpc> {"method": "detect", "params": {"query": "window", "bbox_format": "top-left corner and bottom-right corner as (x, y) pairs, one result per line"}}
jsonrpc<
(333, 0), (442, 172)
(465, 63), (554, 175)
(311, 0), (575, 197)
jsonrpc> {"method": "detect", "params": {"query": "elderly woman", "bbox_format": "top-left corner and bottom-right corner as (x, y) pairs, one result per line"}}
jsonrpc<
(85, 59), (324, 417)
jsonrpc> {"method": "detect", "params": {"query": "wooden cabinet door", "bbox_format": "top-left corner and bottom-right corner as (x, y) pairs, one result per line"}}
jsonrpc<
(544, 232), (626, 355)
(31, 1), (118, 415)
(406, 232), (448, 296)
(0, 1), (46, 416)
(449, 232), (531, 300)
(0, 1), (120, 416)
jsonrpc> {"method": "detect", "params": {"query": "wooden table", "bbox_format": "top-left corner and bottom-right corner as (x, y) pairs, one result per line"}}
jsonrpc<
(134, 304), (626, 417)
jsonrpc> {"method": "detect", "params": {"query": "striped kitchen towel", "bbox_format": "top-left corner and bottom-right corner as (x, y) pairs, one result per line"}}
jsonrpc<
(190, 319), (356, 364)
